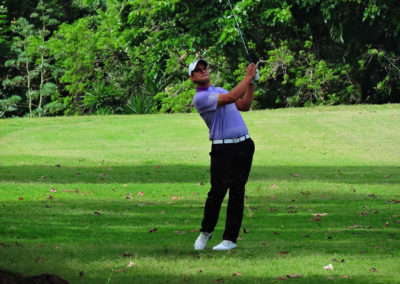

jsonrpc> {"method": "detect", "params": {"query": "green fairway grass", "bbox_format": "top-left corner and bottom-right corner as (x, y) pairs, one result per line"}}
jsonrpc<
(1, 104), (399, 283)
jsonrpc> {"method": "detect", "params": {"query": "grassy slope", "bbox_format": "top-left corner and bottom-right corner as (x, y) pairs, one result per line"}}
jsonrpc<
(0, 104), (399, 283)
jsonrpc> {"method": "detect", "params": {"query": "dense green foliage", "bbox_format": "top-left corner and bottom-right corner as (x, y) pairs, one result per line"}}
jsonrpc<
(0, 0), (399, 117)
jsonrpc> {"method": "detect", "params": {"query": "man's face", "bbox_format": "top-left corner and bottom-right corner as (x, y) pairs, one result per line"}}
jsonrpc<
(190, 63), (210, 85)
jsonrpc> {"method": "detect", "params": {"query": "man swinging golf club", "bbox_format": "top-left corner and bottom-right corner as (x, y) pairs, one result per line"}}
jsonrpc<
(190, 59), (256, 250)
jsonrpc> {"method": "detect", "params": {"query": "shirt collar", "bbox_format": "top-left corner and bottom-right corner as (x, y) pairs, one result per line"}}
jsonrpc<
(196, 84), (215, 92)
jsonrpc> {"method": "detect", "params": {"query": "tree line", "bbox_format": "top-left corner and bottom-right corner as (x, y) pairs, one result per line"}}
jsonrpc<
(0, 0), (399, 118)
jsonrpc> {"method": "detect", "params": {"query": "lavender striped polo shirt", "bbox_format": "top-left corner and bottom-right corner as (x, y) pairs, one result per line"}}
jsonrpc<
(193, 85), (249, 140)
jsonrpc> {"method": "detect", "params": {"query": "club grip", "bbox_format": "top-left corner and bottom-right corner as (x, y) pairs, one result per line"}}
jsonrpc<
(246, 54), (253, 63)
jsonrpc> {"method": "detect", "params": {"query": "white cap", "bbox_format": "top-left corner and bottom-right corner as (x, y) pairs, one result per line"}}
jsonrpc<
(188, 59), (208, 76)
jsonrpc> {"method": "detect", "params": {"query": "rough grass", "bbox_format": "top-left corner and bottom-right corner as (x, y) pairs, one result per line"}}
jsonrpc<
(0, 104), (399, 283)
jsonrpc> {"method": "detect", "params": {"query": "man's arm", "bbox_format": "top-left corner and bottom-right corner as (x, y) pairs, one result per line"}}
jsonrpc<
(217, 63), (256, 107)
(235, 84), (254, 111)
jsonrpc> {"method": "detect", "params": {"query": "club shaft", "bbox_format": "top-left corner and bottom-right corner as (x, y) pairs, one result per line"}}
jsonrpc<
(228, 0), (252, 63)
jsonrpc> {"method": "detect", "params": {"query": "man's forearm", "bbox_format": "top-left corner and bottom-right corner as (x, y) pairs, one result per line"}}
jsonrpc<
(218, 76), (252, 106)
(236, 84), (254, 111)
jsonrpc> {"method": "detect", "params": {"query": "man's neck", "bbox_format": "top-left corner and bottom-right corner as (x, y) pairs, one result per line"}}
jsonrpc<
(196, 83), (211, 89)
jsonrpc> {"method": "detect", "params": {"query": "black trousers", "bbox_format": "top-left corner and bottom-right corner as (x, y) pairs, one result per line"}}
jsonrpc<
(200, 138), (255, 243)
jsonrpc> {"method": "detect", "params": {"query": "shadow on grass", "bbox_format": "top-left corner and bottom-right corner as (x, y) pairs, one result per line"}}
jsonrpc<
(0, 198), (399, 283)
(0, 164), (399, 184)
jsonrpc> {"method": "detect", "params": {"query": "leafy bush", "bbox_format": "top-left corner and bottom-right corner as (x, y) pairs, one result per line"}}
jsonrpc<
(257, 39), (360, 107)
(153, 80), (196, 113)
(124, 95), (154, 114)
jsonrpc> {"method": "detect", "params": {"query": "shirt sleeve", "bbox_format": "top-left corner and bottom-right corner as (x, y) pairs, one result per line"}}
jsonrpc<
(193, 92), (219, 114)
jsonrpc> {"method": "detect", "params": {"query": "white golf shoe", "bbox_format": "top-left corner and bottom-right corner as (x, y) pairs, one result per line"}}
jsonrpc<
(212, 240), (237, 251)
(194, 232), (213, 250)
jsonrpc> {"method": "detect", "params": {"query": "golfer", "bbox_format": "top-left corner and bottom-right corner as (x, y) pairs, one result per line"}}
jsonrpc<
(189, 59), (256, 250)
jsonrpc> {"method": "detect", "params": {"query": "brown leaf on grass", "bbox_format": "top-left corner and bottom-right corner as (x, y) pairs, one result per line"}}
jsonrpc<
(18, 197), (23, 200)
(361, 212), (368, 216)
(149, 228), (157, 233)
(374, 210), (380, 214)
(40, 176), (46, 180)
(291, 174), (300, 177)
(172, 196), (184, 200)
(332, 258), (345, 263)
(191, 228), (199, 233)
(125, 196), (132, 199)
(76, 173), (81, 176)
(311, 217), (321, 222)
(341, 275), (350, 279)
(327, 276), (335, 280)
(360, 250), (366, 254)
(287, 211), (297, 214)
(370, 267), (377, 272)
(302, 234), (310, 238)
(99, 173), (106, 177)
(173, 231), (186, 234)
(199, 182), (204, 186)
(156, 165), (162, 169)
(55, 164), (61, 167)
(35, 257), (44, 263)
(269, 208), (278, 212)
(349, 223), (362, 228)
(368, 194), (377, 198)
(277, 276), (289, 280)
(232, 273), (242, 276)
(383, 175), (391, 178)
(273, 232), (279, 235)
(47, 195), (54, 200)
(287, 274), (302, 278)
(278, 251), (289, 255)
(271, 184), (279, 189)
(75, 189), (80, 193)
(138, 191), (144, 196)
(93, 211), (100, 215)
(213, 279), (224, 282)
(260, 242), (268, 245)
(385, 222), (390, 227)
(127, 261), (135, 267)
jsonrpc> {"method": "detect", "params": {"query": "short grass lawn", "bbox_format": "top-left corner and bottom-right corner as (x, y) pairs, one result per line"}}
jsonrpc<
(0, 104), (399, 283)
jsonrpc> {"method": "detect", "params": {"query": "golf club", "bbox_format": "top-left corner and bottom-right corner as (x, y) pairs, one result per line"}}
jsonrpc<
(227, 0), (260, 82)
